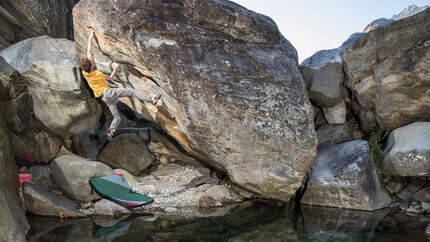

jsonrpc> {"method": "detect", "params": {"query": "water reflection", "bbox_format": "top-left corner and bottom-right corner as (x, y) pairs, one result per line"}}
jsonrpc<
(27, 202), (430, 242)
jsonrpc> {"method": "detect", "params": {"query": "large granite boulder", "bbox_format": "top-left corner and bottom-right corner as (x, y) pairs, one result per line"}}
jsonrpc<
(50, 155), (113, 202)
(99, 134), (155, 176)
(0, 36), (102, 137)
(343, 8), (430, 130)
(73, 0), (317, 201)
(382, 122), (430, 177)
(0, 56), (63, 161)
(23, 184), (89, 218)
(0, 0), (78, 50)
(301, 140), (391, 210)
(0, 116), (28, 242)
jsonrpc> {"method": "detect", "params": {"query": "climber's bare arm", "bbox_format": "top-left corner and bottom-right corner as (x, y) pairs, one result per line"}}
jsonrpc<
(105, 62), (120, 81)
(87, 30), (95, 63)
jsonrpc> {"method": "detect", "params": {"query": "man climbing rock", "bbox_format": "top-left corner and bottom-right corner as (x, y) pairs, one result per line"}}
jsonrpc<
(80, 30), (160, 139)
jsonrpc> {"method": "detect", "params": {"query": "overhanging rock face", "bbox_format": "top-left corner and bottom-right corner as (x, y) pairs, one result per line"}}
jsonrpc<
(73, 0), (317, 201)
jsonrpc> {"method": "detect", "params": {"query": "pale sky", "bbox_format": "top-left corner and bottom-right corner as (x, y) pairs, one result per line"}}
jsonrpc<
(232, 0), (429, 63)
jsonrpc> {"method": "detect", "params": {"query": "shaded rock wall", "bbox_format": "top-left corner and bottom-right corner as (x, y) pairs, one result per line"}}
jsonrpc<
(0, 36), (102, 137)
(0, 115), (28, 242)
(0, 0), (79, 50)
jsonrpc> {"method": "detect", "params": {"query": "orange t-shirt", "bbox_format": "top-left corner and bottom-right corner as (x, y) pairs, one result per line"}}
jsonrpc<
(82, 70), (109, 98)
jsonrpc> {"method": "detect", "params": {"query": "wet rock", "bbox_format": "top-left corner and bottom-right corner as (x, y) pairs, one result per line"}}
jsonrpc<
(322, 101), (346, 125)
(194, 184), (242, 204)
(421, 202), (430, 212)
(317, 122), (362, 145)
(382, 122), (430, 177)
(300, 205), (389, 242)
(385, 180), (405, 194)
(23, 183), (89, 218)
(343, 9), (430, 130)
(73, 0), (317, 201)
(50, 155), (113, 202)
(413, 187), (430, 202)
(301, 140), (391, 210)
(0, 36), (102, 136)
(0, 116), (28, 242)
(29, 219), (104, 242)
(305, 62), (345, 108)
(94, 199), (131, 216)
(196, 196), (218, 208)
(406, 202), (422, 214)
(374, 210), (430, 241)
(99, 134), (155, 176)
(397, 179), (428, 202)
(397, 188), (415, 202)
(0, 0), (77, 50)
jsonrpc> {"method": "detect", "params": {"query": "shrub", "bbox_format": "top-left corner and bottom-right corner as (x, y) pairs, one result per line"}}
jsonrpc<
(369, 129), (389, 177)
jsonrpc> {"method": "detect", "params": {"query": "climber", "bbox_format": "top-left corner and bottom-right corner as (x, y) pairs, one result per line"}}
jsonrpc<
(80, 30), (160, 139)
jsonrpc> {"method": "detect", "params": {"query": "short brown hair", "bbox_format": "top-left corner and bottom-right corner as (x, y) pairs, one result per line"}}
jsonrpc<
(80, 58), (92, 72)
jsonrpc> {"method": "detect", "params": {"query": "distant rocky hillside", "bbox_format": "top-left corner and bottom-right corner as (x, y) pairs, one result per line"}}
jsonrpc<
(363, 4), (429, 33)
(302, 4), (429, 69)
(392, 4), (429, 20)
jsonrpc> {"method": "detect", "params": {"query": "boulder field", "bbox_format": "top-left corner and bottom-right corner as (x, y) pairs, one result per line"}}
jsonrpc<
(0, 2), (430, 240)
(299, 6), (430, 212)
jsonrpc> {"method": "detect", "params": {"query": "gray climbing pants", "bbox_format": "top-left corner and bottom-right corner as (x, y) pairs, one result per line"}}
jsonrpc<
(101, 88), (151, 130)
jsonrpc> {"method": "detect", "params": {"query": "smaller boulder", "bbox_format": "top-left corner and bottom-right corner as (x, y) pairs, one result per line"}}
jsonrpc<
(99, 134), (154, 176)
(0, 36), (102, 137)
(28, 166), (55, 192)
(23, 184), (88, 218)
(412, 187), (430, 202)
(112, 168), (138, 185)
(317, 122), (362, 145)
(50, 155), (113, 202)
(301, 140), (391, 210)
(322, 101), (346, 125)
(308, 62), (345, 108)
(200, 185), (242, 203)
(382, 122), (430, 177)
(94, 199), (131, 216)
